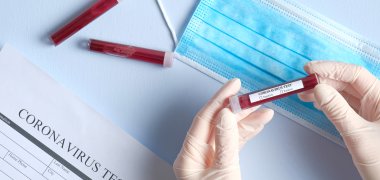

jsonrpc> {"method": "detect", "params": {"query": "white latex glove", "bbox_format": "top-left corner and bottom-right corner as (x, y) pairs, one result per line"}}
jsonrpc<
(298, 61), (380, 180)
(173, 78), (274, 180)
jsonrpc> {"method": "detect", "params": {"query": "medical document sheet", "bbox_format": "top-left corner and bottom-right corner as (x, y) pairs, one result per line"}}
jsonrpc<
(0, 44), (175, 180)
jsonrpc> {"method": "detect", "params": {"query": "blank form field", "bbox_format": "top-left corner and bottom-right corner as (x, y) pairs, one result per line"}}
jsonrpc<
(0, 145), (7, 159)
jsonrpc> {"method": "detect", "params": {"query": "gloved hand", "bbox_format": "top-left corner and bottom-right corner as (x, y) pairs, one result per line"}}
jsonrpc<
(173, 78), (274, 180)
(298, 61), (380, 180)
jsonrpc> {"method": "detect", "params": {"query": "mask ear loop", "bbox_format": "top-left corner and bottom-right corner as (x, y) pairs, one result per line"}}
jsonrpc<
(156, 0), (178, 50)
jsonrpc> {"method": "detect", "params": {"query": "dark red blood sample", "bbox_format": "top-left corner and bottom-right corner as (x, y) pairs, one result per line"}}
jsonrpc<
(50, 0), (119, 46)
(88, 39), (174, 67)
(230, 74), (319, 113)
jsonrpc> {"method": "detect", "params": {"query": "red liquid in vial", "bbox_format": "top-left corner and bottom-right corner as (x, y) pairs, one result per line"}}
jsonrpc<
(88, 39), (174, 67)
(230, 74), (319, 113)
(51, 0), (119, 46)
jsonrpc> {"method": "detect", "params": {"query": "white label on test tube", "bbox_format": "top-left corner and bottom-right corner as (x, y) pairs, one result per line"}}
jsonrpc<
(249, 80), (304, 103)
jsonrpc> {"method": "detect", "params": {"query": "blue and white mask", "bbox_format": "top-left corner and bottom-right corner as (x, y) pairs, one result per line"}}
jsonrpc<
(174, 0), (380, 146)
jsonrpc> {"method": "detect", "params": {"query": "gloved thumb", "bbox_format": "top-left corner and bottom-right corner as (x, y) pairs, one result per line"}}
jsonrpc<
(214, 108), (240, 168)
(314, 84), (368, 134)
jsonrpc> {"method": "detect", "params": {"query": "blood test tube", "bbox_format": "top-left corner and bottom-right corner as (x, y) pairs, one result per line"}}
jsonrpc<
(229, 74), (319, 113)
(50, 0), (120, 46)
(88, 39), (175, 67)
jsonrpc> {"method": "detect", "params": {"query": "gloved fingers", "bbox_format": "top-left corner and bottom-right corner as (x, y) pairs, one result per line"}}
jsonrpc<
(238, 108), (274, 148)
(342, 84), (362, 99)
(316, 77), (348, 91)
(314, 84), (369, 133)
(318, 78), (362, 98)
(205, 105), (262, 149)
(305, 65), (363, 100)
(320, 78), (363, 100)
(359, 80), (380, 122)
(214, 108), (240, 168)
(189, 79), (241, 144)
(298, 89), (315, 102)
(234, 105), (261, 121)
(305, 61), (378, 97)
(340, 91), (361, 112)
(173, 134), (215, 172)
(302, 90), (361, 112)
(313, 102), (321, 110)
(298, 82), (361, 104)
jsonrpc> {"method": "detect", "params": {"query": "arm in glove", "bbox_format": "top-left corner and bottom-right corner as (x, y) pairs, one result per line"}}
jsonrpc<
(299, 61), (380, 180)
(173, 79), (274, 180)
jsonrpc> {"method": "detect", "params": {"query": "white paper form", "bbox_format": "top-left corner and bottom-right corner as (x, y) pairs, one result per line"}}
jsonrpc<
(0, 44), (175, 180)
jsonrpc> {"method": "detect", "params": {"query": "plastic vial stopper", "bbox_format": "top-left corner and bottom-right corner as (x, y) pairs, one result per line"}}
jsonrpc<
(50, 0), (119, 46)
(88, 39), (174, 67)
(229, 74), (319, 113)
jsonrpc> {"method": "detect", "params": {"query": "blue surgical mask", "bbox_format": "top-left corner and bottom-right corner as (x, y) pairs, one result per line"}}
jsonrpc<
(174, 0), (380, 146)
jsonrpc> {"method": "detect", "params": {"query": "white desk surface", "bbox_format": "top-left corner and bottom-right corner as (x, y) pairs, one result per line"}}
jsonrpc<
(1, 0), (380, 179)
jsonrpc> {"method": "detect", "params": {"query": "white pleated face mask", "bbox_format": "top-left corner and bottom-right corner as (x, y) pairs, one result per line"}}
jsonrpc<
(159, 0), (380, 146)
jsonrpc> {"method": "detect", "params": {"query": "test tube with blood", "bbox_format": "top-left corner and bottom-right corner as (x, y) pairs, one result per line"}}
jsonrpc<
(229, 74), (319, 113)
(50, 0), (120, 46)
(88, 39), (174, 67)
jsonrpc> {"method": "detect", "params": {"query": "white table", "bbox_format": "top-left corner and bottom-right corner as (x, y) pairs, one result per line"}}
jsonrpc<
(1, 0), (379, 179)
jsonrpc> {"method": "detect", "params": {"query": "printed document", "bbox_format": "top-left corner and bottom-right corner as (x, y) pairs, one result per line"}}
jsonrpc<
(0, 44), (175, 180)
